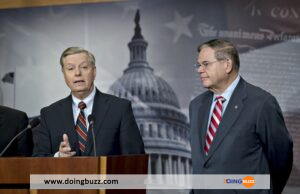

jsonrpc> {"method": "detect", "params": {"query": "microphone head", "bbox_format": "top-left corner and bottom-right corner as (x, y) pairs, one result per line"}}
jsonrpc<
(88, 115), (95, 125)
(28, 118), (40, 129)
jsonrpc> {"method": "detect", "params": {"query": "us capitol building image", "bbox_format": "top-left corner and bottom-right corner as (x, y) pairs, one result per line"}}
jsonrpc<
(109, 10), (191, 178)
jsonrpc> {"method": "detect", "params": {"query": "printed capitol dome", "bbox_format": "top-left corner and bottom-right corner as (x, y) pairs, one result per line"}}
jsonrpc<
(109, 10), (179, 110)
(109, 10), (191, 176)
(110, 67), (180, 109)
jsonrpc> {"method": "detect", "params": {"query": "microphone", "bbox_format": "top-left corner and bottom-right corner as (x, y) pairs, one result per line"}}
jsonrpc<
(0, 118), (40, 157)
(88, 115), (96, 157)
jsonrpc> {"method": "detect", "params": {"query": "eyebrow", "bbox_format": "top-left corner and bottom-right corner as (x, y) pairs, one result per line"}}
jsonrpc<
(199, 60), (210, 64)
(65, 61), (88, 66)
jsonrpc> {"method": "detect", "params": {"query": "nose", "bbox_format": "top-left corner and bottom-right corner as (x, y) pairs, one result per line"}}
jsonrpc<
(197, 65), (205, 73)
(74, 67), (81, 76)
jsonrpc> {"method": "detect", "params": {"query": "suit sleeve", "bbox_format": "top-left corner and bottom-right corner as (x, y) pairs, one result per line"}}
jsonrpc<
(32, 108), (53, 157)
(16, 112), (32, 156)
(256, 95), (293, 193)
(119, 101), (145, 154)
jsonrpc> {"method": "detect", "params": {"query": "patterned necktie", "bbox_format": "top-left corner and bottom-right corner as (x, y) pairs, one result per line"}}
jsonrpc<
(204, 96), (225, 155)
(75, 101), (88, 153)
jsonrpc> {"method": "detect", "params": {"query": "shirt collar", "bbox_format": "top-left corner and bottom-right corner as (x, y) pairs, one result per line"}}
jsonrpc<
(72, 86), (96, 109)
(213, 75), (240, 102)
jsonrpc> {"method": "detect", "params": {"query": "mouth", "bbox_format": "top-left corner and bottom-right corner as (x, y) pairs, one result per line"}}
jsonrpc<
(74, 80), (85, 84)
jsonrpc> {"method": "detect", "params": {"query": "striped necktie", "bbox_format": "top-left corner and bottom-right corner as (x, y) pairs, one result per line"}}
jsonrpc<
(204, 96), (225, 155)
(75, 101), (88, 153)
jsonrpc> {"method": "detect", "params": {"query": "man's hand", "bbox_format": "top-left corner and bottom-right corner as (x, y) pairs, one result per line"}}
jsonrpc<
(58, 134), (76, 157)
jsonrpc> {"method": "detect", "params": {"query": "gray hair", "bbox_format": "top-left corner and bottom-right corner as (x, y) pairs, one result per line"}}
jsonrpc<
(197, 39), (240, 71)
(60, 47), (96, 67)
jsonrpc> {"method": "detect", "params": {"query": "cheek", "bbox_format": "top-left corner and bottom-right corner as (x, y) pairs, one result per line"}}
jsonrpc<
(86, 72), (95, 83)
(205, 70), (213, 80)
(63, 73), (73, 85)
(214, 71), (226, 82)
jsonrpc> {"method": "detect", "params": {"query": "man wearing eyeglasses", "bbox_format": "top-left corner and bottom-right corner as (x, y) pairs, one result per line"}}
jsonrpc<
(189, 39), (293, 194)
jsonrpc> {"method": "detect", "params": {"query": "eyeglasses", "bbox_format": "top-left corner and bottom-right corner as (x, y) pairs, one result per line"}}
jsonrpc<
(193, 60), (220, 69)
(193, 59), (227, 69)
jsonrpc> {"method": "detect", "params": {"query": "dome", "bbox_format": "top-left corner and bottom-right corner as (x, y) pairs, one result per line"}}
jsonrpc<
(108, 10), (191, 176)
(110, 67), (180, 109)
(109, 10), (180, 109)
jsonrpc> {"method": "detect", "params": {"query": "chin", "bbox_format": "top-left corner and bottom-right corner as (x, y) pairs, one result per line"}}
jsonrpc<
(72, 85), (86, 90)
(71, 88), (85, 94)
(201, 82), (211, 88)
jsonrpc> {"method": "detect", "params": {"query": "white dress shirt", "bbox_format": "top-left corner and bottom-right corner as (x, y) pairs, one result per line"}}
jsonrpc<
(71, 86), (96, 130)
(206, 75), (241, 131)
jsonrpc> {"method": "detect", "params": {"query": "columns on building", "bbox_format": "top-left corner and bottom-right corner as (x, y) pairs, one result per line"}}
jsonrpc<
(163, 155), (169, 174)
(177, 156), (182, 174)
(148, 154), (152, 174)
(168, 155), (172, 174)
(156, 154), (162, 174)
(185, 157), (189, 174)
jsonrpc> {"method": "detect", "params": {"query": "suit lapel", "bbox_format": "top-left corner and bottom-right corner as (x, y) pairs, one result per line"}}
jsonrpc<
(205, 78), (247, 162)
(84, 90), (111, 156)
(198, 93), (213, 160)
(60, 95), (79, 154)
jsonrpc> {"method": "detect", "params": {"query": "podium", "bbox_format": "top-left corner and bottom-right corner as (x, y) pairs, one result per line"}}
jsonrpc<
(0, 155), (148, 194)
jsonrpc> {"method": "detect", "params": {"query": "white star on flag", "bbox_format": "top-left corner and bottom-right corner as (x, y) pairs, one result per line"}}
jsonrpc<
(165, 11), (193, 43)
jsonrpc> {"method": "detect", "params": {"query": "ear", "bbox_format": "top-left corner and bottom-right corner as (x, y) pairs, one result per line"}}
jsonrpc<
(225, 58), (233, 73)
(93, 66), (96, 79)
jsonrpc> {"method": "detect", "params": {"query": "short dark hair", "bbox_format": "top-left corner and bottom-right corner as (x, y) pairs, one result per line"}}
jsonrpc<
(60, 47), (95, 67)
(197, 39), (240, 71)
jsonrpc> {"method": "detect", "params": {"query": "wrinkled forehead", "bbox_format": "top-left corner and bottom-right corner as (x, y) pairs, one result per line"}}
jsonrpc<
(198, 47), (216, 61)
(62, 52), (90, 65)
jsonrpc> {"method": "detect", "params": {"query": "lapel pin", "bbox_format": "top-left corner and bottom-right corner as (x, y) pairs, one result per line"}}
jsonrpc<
(235, 105), (238, 109)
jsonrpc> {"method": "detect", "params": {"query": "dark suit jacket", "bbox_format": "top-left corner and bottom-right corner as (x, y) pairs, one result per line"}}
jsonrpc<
(189, 78), (293, 194)
(33, 89), (145, 157)
(0, 106), (32, 156)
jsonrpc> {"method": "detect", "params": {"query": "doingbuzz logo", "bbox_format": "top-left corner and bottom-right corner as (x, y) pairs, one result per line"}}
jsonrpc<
(242, 176), (255, 188)
(224, 176), (255, 188)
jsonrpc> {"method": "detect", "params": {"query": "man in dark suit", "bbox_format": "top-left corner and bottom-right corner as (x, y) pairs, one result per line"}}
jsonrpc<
(189, 39), (293, 194)
(33, 47), (144, 157)
(0, 105), (33, 156)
